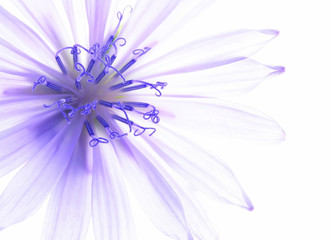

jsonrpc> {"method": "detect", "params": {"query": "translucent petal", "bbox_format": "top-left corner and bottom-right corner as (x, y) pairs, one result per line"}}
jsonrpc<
(0, 118), (84, 229)
(42, 137), (91, 240)
(134, 97), (285, 143)
(112, 139), (192, 240)
(0, 5), (55, 64)
(92, 143), (136, 240)
(130, 138), (219, 240)
(0, 112), (62, 177)
(11, 0), (74, 50)
(116, 0), (181, 65)
(127, 29), (280, 78)
(142, 129), (253, 210)
(134, 59), (285, 97)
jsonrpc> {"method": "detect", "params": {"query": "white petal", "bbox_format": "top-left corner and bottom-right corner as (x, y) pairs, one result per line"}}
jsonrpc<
(112, 138), (192, 239)
(127, 29), (280, 79)
(0, 5), (55, 64)
(92, 143), (136, 240)
(42, 137), (92, 240)
(0, 118), (84, 229)
(136, 97), (285, 143)
(143, 129), (253, 210)
(135, 59), (285, 97)
(11, 0), (74, 50)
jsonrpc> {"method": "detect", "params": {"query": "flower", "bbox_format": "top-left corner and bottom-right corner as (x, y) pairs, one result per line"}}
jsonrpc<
(0, 0), (285, 240)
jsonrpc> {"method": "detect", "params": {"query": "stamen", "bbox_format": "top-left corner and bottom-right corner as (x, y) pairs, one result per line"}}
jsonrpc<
(109, 80), (133, 90)
(85, 120), (109, 147)
(71, 45), (80, 66)
(86, 59), (96, 74)
(118, 59), (136, 75)
(120, 80), (167, 96)
(101, 35), (114, 58)
(123, 102), (150, 108)
(96, 115), (126, 139)
(33, 76), (62, 92)
(121, 83), (147, 92)
(94, 69), (107, 84)
(55, 56), (67, 75)
(98, 100), (114, 108)
(75, 63), (95, 89)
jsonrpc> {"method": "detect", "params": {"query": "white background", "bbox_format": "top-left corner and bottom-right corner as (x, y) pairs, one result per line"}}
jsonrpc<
(1, 0), (331, 239)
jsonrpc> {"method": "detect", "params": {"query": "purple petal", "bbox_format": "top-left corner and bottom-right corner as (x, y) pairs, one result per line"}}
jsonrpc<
(92, 143), (136, 240)
(127, 29), (280, 79)
(112, 138), (192, 239)
(0, 118), (84, 229)
(42, 137), (91, 240)
(0, 111), (62, 177)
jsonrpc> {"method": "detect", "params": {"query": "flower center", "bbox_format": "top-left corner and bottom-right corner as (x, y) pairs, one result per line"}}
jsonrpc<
(32, 6), (167, 147)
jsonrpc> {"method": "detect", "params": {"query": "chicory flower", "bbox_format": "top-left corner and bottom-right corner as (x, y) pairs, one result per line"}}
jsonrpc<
(0, 0), (284, 239)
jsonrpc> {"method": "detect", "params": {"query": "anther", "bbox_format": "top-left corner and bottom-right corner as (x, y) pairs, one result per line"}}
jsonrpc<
(55, 56), (67, 75)
(98, 100), (114, 108)
(94, 69), (107, 84)
(71, 45), (79, 66)
(86, 59), (96, 73)
(109, 80), (133, 90)
(121, 83), (147, 92)
(123, 102), (150, 108)
(118, 59), (136, 75)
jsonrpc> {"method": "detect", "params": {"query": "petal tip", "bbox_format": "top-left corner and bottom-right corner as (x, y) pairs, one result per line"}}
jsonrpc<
(267, 65), (286, 77)
(259, 29), (280, 37)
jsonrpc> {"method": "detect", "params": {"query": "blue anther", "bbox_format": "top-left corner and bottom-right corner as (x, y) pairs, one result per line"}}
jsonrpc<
(96, 115), (110, 128)
(98, 100), (114, 108)
(121, 84), (147, 92)
(123, 105), (134, 111)
(86, 59), (96, 73)
(94, 69), (107, 84)
(109, 80), (133, 90)
(55, 56), (67, 75)
(113, 115), (134, 125)
(75, 81), (82, 90)
(45, 82), (62, 92)
(118, 59), (136, 75)
(123, 102), (150, 108)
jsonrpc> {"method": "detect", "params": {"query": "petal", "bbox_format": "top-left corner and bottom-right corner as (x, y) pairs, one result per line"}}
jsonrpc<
(0, 118), (84, 229)
(0, 112), (62, 177)
(10, 0), (74, 50)
(137, 59), (285, 97)
(142, 129), (253, 210)
(84, 0), (114, 45)
(92, 142), (136, 240)
(112, 138), (192, 239)
(42, 137), (91, 240)
(136, 97), (285, 143)
(127, 29), (280, 79)
(128, 137), (219, 240)
(116, 0), (181, 64)
(0, 5), (55, 64)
